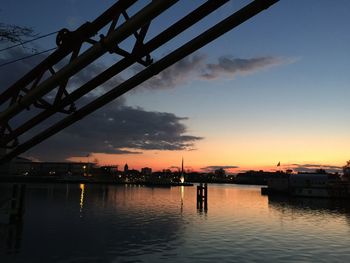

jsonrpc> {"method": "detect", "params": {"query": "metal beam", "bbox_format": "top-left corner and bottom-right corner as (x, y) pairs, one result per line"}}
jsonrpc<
(0, 0), (178, 122)
(1, 0), (229, 146)
(0, 0), (137, 105)
(0, 0), (279, 163)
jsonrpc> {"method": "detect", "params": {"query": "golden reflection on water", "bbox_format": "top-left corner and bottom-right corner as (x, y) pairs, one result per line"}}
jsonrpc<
(205, 186), (269, 219)
(79, 184), (85, 214)
(180, 186), (184, 213)
(101, 184), (269, 220)
(3, 183), (350, 262)
(82, 184), (350, 235)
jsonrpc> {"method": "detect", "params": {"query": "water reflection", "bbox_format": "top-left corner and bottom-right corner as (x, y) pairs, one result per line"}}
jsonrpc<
(79, 184), (85, 215)
(196, 183), (208, 213)
(1, 183), (350, 262)
(0, 183), (186, 262)
(268, 194), (350, 226)
(0, 184), (26, 255)
(180, 186), (184, 214)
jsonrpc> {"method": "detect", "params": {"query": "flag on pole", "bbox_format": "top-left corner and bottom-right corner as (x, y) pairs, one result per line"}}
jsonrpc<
(277, 161), (280, 167)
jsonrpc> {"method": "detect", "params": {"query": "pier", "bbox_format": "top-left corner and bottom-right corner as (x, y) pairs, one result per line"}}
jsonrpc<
(0, 184), (26, 253)
(197, 183), (208, 211)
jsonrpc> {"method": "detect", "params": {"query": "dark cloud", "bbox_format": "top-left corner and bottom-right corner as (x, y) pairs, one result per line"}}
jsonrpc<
(0, 48), (203, 161)
(135, 53), (206, 90)
(1, 49), (284, 96)
(29, 103), (203, 161)
(201, 56), (283, 80)
(1, 48), (285, 161)
(286, 163), (343, 173)
(134, 54), (285, 90)
(200, 165), (239, 172)
(0, 47), (46, 91)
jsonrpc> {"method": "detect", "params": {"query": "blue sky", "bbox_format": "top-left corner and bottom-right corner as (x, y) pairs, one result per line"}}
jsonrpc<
(1, 0), (350, 171)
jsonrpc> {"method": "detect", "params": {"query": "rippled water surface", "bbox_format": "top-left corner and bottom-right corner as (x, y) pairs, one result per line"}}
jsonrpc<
(1, 183), (350, 262)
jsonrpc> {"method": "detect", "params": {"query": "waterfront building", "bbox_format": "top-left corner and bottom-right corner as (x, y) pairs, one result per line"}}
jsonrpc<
(264, 172), (349, 198)
(5, 158), (93, 176)
(235, 170), (278, 185)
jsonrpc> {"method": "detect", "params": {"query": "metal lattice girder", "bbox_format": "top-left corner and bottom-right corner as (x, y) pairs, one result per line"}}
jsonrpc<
(0, 0), (137, 106)
(0, 0), (231, 147)
(0, 0), (179, 148)
(0, 0), (279, 163)
(0, 0), (178, 122)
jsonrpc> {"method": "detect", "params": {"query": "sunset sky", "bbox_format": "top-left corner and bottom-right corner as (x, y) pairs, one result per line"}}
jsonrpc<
(1, 0), (350, 173)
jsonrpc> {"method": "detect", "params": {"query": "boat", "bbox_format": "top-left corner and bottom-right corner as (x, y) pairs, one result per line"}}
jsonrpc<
(262, 172), (350, 198)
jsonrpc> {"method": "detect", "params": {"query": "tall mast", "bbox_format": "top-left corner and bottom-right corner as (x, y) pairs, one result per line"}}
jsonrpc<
(180, 157), (184, 183)
(182, 157), (184, 176)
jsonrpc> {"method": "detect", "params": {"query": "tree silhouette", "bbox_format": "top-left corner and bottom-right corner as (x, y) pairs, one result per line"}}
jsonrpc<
(0, 22), (35, 44)
(343, 160), (350, 176)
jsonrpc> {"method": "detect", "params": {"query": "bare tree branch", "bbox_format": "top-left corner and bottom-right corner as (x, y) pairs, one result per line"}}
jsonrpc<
(0, 23), (35, 44)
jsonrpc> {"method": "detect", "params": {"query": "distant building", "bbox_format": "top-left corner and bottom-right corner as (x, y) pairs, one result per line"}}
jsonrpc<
(162, 169), (172, 174)
(235, 170), (279, 185)
(141, 167), (152, 175)
(266, 172), (343, 198)
(8, 159), (92, 176)
(8, 157), (33, 176)
(99, 165), (118, 175)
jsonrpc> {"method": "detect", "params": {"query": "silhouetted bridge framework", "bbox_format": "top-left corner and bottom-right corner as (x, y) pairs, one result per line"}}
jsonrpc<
(0, 0), (279, 164)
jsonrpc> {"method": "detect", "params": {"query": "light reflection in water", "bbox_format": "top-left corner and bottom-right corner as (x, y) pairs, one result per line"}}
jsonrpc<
(1, 184), (350, 263)
(79, 183), (85, 215)
(180, 186), (184, 213)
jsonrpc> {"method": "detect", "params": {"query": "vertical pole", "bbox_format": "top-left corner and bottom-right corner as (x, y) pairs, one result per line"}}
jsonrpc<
(9, 184), (26, 223)
(196, 184), (200, 208)
(0, 148), (10, 175)
(197, 183), (208, 211)
(204, 183), (208, 211)
(199, 184), (203, 209)
(7, 184), (25, 253)
(9, 184), (19, 223)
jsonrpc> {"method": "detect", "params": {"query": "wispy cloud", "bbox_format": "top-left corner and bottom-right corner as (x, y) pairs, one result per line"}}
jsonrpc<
(201, 56), (284, 80)
(134, 53), (206, 90)
(0, 49), (203, 161)
(0, 48), (289, 161)
(135, 53), (288, 91)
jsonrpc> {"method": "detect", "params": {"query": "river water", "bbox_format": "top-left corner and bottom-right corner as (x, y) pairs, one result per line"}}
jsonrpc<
(1, 183), (350, 262)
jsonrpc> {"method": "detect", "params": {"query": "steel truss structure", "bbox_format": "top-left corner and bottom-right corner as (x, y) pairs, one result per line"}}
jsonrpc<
(0, 0), (279, 163)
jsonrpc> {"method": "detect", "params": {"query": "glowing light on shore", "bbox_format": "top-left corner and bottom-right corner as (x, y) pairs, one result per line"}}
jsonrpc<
(180, 176), (185, 184)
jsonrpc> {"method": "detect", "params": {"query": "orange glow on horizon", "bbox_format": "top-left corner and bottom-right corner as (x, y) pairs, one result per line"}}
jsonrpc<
(67, 129), (349, 173)
(69, 150), (346, 174)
